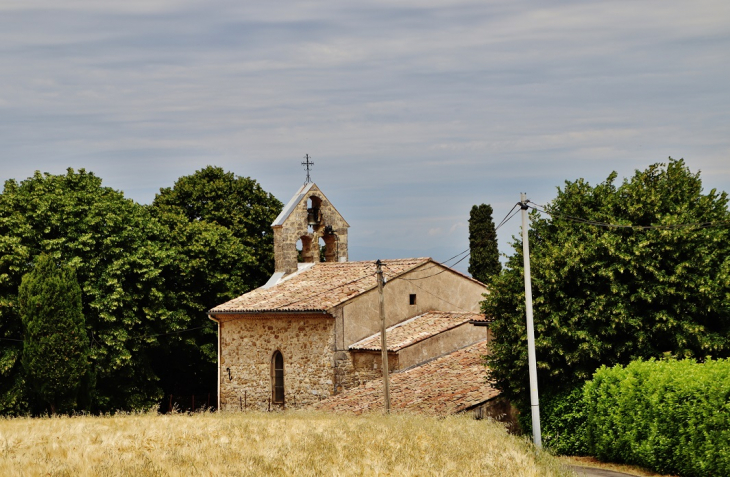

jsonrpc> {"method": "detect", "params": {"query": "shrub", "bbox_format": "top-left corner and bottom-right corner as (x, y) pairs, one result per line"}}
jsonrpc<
(584, 358), (730, 476)
(539, 386), (589, 456)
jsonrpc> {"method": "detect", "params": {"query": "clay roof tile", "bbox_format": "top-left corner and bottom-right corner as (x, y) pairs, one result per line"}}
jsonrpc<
(208, 258), (430, 314)
(315, 340), (499, 415)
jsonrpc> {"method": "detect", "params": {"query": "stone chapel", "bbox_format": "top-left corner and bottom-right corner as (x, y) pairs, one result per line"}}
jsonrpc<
(208, 182), (501, 416)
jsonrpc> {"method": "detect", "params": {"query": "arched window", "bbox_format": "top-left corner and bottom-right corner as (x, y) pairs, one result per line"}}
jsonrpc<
(272, 351), (284, 404)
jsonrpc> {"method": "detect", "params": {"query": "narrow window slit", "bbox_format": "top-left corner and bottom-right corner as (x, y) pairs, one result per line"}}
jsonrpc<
(272, 351), (284, 403)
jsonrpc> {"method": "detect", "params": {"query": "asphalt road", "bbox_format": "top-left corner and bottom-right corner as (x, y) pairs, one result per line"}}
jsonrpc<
(568, 465), (641, 477)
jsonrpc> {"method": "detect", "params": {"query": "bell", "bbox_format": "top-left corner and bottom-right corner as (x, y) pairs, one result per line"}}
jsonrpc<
(307, 207), (320, 225)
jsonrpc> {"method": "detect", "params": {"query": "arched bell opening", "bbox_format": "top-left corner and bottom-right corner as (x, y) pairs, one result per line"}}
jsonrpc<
(322, 233), (337, 262)
(317, 236), (326, 262)
(297, 236), (314, 263)
(307, 196), (322, 229)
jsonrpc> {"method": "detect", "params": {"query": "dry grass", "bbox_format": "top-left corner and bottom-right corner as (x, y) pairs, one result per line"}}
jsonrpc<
(0, 410), (572, 476)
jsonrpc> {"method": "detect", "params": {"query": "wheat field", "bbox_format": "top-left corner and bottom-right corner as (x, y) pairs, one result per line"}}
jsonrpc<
(0, 410), (572, 476)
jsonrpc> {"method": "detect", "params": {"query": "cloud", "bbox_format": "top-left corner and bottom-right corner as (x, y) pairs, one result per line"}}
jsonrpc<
(0, 0), (728, 264)
(449, 222), (465, 235)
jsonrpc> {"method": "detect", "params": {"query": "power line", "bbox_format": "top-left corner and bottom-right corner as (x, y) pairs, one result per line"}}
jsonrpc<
(382, 263), (479, 314)
(393, 252), (471, 281)
(393, 202), (521, 282)
(498, 207), (522, 232)
(440, 248), (472, 265)
(384, 248), (470, 279)
(495, 203), (522, 231)
(220, 250), (476, 314)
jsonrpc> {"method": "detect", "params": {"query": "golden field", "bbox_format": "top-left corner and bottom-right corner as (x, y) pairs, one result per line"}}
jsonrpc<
(0, 410), (572, 476)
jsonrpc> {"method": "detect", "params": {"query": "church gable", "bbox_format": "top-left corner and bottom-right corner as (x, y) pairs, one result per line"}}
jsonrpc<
(272, 183), (350, 274)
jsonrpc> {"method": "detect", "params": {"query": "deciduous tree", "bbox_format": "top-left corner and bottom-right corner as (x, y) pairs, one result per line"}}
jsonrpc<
(484, 159), (730, 413)
(151, 166), (282, 287)
(0, 169), (173, 412)
(0, 167), (283, 413)
(149, 167), (282, 402)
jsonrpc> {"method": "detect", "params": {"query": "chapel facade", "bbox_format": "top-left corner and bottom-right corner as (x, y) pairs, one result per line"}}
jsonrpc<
(208, 182), (499, 415)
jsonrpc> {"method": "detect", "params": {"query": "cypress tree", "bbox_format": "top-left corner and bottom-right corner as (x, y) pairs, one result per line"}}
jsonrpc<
(468, 204), (501, 283)
(19, 254), (91, 414)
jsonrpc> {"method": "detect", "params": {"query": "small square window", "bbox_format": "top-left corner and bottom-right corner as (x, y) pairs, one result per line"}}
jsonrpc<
(409, 294), (417, 305)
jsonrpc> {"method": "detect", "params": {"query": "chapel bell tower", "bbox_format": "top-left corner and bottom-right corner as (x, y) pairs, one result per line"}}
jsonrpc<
(271, 182), (349, 275)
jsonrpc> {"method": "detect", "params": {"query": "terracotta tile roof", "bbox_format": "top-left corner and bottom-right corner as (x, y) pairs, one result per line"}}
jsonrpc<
(208, 258), (430, 313)
(349, 311), (487, 352)
(315, 340), (499, 415)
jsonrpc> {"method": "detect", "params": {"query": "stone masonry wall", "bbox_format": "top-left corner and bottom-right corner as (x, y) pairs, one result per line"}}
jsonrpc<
(334, 350), (398, 392)
(218, 314), (335, 410)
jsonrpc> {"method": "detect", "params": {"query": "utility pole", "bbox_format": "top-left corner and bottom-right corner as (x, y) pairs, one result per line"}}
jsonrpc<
(520, 193), (542, 449)
(376, 260), (391, 413)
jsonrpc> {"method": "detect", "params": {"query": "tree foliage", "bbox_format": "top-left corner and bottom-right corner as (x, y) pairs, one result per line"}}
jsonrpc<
(148, 167), (282, 400)
(0, 169), (173, 412)
(0, 167), (282, 414)
(483, 158), (730, 412)
(19, 254), (91, 414)
(151, 166), (282, 287)
(468, 204), (501, 283)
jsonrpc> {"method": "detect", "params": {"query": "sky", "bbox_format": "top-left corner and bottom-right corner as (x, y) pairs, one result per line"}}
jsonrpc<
(1, 1), (729, 274)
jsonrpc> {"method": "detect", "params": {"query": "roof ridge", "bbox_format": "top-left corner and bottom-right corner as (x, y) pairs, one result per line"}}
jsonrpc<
(394, 338), (488, 374)
(348, 313), (427, 350)
(349, 310), (482, 352)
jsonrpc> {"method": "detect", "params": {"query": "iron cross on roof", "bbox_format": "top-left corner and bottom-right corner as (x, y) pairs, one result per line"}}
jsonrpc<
(302, 154), (314, 184)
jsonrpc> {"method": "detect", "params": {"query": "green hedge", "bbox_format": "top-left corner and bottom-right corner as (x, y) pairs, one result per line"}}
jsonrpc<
(534, 386), (589, 456)
(584, 359), (730, 476)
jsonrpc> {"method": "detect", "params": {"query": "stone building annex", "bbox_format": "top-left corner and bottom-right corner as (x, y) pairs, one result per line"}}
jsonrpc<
(208, 182), (500, 415)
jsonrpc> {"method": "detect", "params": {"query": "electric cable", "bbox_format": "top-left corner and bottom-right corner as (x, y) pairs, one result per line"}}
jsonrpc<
(394, 202), (521, 281)
(386, 248), (470, 278)
(498, 207), (522, 232)
(494, 203), (522, 231)
(392, 252), (471, 281)
(382, 263), (482, 315)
